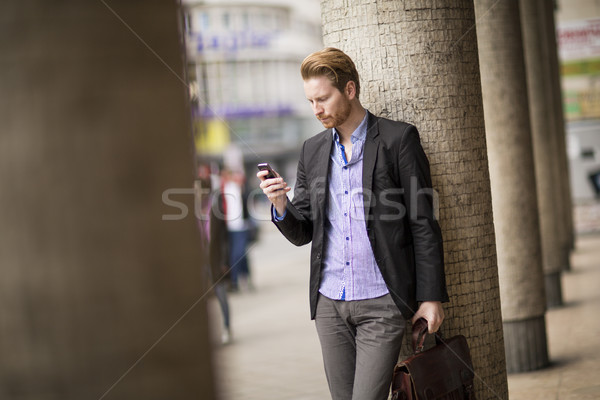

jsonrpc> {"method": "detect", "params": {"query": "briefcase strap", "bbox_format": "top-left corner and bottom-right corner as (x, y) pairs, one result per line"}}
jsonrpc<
(412, 318), (438, 354)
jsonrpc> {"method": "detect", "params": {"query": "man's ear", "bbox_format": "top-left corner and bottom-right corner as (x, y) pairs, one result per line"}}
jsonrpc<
(345, 81), (357, 100)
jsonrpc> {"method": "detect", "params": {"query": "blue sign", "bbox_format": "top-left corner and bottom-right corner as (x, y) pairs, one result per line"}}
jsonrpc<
(193, 30), (279, 53)
(194, 104), (294, 119)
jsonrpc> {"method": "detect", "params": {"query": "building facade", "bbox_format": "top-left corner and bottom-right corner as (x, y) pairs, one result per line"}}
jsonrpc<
(182, 0), (323, 176)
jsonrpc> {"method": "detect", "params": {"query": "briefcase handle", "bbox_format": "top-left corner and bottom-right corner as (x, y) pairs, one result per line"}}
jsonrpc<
(411, 318), (442, 354)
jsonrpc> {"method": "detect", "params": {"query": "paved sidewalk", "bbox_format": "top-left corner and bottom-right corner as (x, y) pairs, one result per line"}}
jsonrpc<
(507, 233), (600, 400)
(208, 218), (600, 400)
(209, 219), (329, 400)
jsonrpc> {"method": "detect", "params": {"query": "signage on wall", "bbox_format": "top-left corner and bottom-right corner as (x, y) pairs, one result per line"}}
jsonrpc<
(558, 19), (600, 61)
(557, 19), (600, 120)
(192, 30), (279, 53)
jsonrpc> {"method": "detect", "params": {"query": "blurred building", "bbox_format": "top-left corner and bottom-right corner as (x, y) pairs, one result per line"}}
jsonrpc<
(557, 9), (600, 121)
(556, 0), (600, 200)
(182, 0), (323, 177)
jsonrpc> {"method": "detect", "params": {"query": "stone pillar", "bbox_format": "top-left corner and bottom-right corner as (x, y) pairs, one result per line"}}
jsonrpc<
(320, 1), (508, 398)
(0, 1), (216, 399)
(520, 0), (565, 308)
(542, 0), (575, 260)
(475, 0), (549, 373)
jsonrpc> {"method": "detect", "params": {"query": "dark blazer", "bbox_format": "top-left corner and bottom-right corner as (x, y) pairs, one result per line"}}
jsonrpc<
(274, 111), (449, 319)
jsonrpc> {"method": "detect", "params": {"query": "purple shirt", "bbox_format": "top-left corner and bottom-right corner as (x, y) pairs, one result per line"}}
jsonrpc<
(319, 112), (389, 301)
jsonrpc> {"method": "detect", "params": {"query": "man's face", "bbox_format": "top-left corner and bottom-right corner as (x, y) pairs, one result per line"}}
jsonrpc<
(303, 76), (352, 129)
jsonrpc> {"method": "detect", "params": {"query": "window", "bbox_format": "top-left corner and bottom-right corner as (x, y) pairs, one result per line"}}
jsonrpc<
(183, 12), (192, 33)
(223, 12), (230, 29)
(198, 11), (209, 30)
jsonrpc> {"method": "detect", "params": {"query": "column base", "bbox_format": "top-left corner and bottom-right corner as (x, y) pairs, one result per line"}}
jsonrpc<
(503, 315), (549, 373)
(545, 272), (563, 308)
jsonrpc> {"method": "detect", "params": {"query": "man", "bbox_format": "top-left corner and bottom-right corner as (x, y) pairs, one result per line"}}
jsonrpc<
(258, 47), (448, 400)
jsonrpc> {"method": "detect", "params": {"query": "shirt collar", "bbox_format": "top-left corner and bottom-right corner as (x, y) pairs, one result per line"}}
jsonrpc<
(332, 110), (369, 145)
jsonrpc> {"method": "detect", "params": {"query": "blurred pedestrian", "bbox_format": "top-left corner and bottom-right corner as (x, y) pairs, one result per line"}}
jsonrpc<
(195, 170), (232, 344)
(221, 169), (254, 292)
(258, 47), (448, 400)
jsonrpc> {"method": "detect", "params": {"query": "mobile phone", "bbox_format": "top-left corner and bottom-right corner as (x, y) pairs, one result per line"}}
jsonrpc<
(257, 163), (277, 179)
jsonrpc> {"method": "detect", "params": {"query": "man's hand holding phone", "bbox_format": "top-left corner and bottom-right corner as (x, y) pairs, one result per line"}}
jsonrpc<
(257, 163), (290, 217)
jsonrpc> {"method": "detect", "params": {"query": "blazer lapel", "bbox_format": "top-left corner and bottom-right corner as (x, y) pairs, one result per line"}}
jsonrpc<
(363, 112), (380, 227)
(314, 130), (333, 212)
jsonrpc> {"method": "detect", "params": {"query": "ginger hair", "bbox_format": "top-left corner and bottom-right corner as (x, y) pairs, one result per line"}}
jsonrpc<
(300, 47), (360, 98)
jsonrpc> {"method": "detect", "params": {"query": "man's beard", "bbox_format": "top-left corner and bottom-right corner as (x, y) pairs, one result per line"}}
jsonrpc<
(318, 99), (352, 129)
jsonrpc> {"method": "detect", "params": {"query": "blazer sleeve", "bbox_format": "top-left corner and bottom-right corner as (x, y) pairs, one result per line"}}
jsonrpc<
(272, 141), (314, 246)
(397, 125), (449, 303)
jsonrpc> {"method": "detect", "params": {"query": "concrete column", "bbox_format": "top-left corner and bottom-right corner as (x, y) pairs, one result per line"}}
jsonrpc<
(475, 0), (549, 373)
(521, 0), (566, 308)
(320, 1), (508, 398)
(0, 1), (216, 399)
(542, 0), (575, 259)
(541, 0), (573, 273)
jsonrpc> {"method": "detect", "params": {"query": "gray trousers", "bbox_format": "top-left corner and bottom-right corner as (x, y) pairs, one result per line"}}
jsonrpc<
(315, 293), (406, 400)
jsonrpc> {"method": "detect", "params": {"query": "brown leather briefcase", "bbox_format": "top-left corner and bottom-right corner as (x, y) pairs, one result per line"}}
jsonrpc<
(391, 318), (476, 400)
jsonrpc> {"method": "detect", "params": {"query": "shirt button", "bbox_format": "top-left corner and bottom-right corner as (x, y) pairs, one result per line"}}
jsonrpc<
(343, 166), (348, 170)
(344, 213), (347, 216)
(345, 190), (348, 194)
(346, 262), (350, 265)
(346, 237), (349, 240)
